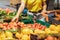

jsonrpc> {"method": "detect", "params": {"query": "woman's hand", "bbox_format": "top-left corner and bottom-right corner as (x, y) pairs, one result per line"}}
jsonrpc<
(42, 10), (47, 13)
(41, 10), (49, 22)
(11, 15), (19, 22)
(42, 10), (52, 14)
(46, 11), (52, 13)
(11, 0), (25, 22)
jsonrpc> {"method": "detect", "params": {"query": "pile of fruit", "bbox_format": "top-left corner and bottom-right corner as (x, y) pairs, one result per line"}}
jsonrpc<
(0, 8), (33, 23)
(0, 8), (16, 22)
(0, 21), (59, 40)
(0, 22), (46, 30)
(0, 8), (60, 40)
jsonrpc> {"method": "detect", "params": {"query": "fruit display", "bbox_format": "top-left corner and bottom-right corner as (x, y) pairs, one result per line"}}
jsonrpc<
(0, 8), (16, 22)
(0, 8), (60, 40)
(0, 22), (46, 30)
(0, 22), (59, 40)
(0, 8), (33, 23)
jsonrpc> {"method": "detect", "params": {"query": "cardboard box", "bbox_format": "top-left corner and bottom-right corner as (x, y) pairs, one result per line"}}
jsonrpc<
(10, 0), (21, 6)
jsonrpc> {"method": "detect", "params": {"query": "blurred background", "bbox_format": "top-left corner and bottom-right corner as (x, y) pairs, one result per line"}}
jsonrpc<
(0, 0), (16, 11)
(0, 0), (60, 11)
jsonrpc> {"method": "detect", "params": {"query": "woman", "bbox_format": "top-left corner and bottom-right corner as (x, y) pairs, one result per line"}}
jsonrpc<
(12, 0), (48, 22)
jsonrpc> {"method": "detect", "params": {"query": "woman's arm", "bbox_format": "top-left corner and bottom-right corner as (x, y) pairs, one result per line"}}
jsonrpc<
(16, 0), (25, 17)
(42, 0), (47, 12)
(12, 0), (25, 21)
(41, 0), (49, 22)
(46, 10), (60, 14)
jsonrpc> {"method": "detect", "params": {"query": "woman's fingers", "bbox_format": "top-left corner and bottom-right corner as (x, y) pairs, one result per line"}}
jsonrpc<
(11, 17), (19, 22)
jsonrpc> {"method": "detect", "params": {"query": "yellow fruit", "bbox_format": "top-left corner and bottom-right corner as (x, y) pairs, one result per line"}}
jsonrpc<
(34, 29), (40, 34)
(21, 35), (30, 40)
(0, 33), (6, 40)
(55, 27), (60, 33)
(22, 28), (33, 35)
(55, 27), (59, 31)
(15, 32), (23, 39)
(51, 31), (58, 34)
(49, 25), (56, 31)
(57, 25), (60, 27)
(34, 29), (45, 34)
(45, 28), (51, 34)
(5, 31), (13, 39)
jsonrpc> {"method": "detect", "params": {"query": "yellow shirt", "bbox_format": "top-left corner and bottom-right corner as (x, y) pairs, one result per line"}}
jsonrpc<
(22, 0), (46, 12)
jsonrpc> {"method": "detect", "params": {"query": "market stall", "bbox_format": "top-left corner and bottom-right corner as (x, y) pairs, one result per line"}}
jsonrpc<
(0, 8), (60, 40)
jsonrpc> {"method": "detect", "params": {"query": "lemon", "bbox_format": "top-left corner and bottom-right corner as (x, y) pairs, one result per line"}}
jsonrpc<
(22, 28), (33, 35)
(49, 25), (56, 31)
(51, 31), (58, 34)
(21, 35), (30, 40)
(55, 27), (59, 31)
(0, 33), (6, 40)
(5, 31), (13, 39)
(55, 27), (60, 33)
(45, 28), (51, 34)
(15, 32), (23, 39)
(34, 29), (45, 34)
(57, 25), (60, 28)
